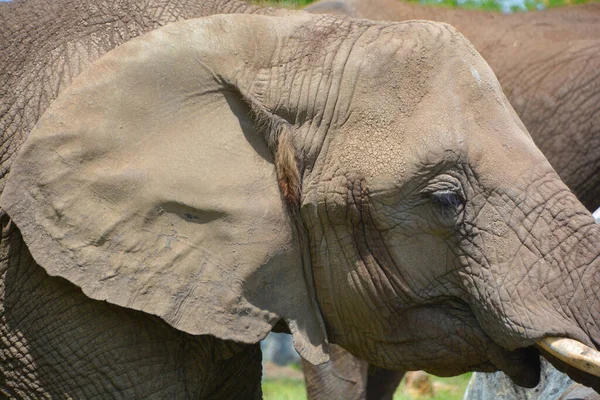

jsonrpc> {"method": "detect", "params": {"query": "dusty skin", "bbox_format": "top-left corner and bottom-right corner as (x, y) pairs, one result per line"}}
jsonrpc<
(307, 0), (600, 212)
(1, 0), (600, 398)
(303, 1), (600, 398)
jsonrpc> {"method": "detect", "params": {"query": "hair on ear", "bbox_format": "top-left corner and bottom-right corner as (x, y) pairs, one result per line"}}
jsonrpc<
(275, 124), (301, 207)
(245, 98), (302, 207)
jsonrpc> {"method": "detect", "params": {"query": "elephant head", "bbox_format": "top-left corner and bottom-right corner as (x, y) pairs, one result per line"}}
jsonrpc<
(1, 12), (599, 390)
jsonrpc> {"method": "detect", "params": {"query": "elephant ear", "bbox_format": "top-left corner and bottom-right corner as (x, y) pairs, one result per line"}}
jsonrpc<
(1, 14), (328, 364)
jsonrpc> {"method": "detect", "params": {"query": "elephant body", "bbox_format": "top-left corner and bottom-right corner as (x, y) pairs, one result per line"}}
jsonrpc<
(0, 216), (263, 398)
(303, 344), (404, 400)
(0, 0), (273, 397)
(2, 0), (600, 399)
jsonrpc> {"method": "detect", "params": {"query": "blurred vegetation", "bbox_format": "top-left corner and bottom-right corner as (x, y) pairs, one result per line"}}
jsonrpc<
(412, 0), (598, 13)
(263, 372), (473, 400)
(394, 373), (472, 400)
(263, 378), (306, 400)
(250, 0), (599, 12)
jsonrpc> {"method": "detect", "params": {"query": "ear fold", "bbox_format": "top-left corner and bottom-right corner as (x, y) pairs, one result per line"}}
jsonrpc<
(1, 14), (328, 364)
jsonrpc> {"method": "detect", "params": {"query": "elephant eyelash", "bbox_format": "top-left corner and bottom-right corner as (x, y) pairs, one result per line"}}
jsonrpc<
(430, 190), (465, 207)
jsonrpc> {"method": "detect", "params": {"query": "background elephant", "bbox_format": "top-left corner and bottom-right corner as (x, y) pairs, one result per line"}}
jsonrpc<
(2, 0), (600, 398)
(301, 1), (600, 398)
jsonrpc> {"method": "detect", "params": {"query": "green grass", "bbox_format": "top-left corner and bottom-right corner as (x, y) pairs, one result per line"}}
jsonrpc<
(263, 372), (473, 400)
(263, 378), (307, 399)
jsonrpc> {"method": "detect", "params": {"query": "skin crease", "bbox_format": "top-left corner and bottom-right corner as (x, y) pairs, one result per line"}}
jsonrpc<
(301, 2), (600, 398)
(1, 1), (600, 399)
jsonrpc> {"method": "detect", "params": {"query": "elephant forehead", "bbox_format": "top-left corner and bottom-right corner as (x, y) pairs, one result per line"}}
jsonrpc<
(330, 54), (508, 180)
(329, 24), (497, 163)
(338, 27), (553, 192)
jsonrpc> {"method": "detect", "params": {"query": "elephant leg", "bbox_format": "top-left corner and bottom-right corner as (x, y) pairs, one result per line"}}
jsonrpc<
(366, 367), (405, 400)
(0, 214), (262, 399)
(304, 344), (369, 399)
(303, 343), (405, 400)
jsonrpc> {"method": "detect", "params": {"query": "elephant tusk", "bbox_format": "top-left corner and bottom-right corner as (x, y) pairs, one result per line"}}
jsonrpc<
(537, 337), (600, 378)
(593, 206), (600, 224)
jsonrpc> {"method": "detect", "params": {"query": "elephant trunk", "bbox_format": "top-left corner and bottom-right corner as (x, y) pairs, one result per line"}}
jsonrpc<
(566, 221), (600, 348)
(541, 219), (600, 387)
(465, 170), (600, 389)
(526, 196), (600, 388)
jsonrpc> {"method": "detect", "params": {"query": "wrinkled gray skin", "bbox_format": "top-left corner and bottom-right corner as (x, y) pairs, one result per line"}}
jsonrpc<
(302, 2), (600, 399)
(305, 0), (600, 212)
(0, 1), (278, 397)
(2, 0), (600, 399)
(465, 210), (600, 400)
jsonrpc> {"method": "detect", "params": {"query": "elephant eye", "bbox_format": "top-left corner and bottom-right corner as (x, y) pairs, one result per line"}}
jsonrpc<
(430, 190), (464, 207)
(429, 189), (465, 225)
(421, 175), (466, 224)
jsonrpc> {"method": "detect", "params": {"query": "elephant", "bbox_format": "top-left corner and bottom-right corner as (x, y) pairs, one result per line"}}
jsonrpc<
(2, 0), (600, 399)
(301, 1), (600, 398)
(305, 0), (600, 213)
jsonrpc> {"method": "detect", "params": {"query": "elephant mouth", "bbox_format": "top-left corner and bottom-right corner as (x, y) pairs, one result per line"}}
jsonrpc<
(370, 299), (600, 391)
(490, 340), (600, 392)
(458, 301), (600, 391)
(485, 343), (600, 393)
(486, 344), (541, 388)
